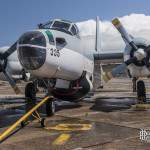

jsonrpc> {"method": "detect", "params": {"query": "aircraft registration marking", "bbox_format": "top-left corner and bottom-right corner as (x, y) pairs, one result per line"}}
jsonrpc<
(49, 48), (60, 57)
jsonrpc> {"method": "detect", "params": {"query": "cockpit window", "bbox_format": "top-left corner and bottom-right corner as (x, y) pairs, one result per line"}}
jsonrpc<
(42, 21), (53, 29)
(71, 26), (77, 35)
(45, 30), (54, 45)
(52, 21), (70, 31)
(38, 19), (79, 36)
(56, 37), (67, 47)
(19, 31), (46, 47)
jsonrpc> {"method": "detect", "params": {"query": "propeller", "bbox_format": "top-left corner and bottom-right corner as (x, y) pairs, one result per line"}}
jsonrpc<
(112, 18), (138, 50)
(103, 18), (150, 82)
(0, 42), (21, 94)
(102, 57), (137, 82)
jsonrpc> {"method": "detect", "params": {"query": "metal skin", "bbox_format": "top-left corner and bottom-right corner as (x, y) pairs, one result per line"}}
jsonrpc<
(25, 29), (94, 100)
(24, 29), (93, 100)
(23, 29), (94, 81)
(17, 20), (96, 100)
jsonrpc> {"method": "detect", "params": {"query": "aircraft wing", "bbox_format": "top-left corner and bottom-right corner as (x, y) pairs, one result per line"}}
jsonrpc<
(94, 52), (123, 60)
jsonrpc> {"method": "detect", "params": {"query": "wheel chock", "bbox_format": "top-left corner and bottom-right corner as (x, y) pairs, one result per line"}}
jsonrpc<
(134, 103), (150, 110)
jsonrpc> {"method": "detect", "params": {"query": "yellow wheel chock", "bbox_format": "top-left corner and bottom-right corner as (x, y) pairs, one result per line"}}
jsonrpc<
(135, 103), (150, 110)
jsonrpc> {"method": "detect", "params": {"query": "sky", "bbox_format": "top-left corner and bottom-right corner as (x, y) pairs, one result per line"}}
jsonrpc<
(1, 0), (150, 48)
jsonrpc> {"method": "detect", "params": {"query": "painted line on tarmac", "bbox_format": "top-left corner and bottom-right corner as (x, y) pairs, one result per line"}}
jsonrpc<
(48, 123), (92, 145)
(53, 133), (71, 145)
(45, 123), (92, 131)
(70, 111), (100, 117)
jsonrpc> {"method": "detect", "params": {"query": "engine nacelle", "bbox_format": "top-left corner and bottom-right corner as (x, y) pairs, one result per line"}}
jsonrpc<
(124, 38), (150, 77)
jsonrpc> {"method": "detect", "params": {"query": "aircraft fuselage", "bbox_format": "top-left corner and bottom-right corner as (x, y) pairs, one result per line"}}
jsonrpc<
(17, 29), (94, 100)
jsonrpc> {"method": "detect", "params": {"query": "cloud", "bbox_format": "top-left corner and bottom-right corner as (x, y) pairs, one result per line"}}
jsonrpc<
(1, 14), (150, 53)
(77, 14), (150, 52)
(0, 46), (10, 53)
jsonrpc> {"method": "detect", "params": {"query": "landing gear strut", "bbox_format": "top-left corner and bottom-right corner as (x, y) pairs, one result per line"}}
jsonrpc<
(132, 77), (137, 92)
(25, 82), (37, 114)
(25, 82), (55, 117)
(137, 80), (146, 103)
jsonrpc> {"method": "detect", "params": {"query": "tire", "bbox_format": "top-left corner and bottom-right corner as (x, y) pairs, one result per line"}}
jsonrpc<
(137, 80), (146, 103)
(46, 99), (55, 116)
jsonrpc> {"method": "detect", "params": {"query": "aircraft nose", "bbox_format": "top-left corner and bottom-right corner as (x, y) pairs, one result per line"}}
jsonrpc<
(17, 31), (46, 70)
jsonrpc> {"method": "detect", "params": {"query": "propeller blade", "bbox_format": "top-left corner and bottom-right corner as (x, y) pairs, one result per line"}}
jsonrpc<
(143, 58), (150, 68)
(0, 41), (21, 94)
(103, 56), (137, 82)
(143, 46), (150, 68)
(3, 70), (21, 94)
(102, 63), (127, 82)
(112, 18), (138, 50)
(2, 42), (17, 60)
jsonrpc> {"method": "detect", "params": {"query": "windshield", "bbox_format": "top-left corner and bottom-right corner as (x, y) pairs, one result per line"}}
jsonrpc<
(39, 21), (53, 29)
(19, 31), (46, 47)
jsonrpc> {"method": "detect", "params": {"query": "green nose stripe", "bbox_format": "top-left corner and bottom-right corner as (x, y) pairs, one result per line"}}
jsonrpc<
(45, 30), (54, 43)
(45, 30), (53, 36)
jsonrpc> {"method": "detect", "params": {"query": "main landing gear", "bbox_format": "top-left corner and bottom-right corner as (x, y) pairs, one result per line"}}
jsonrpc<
(25, 82), (56, 117)
(137, 80), (146, 103)
(132, 77), (137, 92)
(132, 79), (146, 103)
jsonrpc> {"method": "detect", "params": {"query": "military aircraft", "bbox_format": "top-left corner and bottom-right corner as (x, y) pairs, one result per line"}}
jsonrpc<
(0, 17), (124, 115)
(104, 18), (150, 103)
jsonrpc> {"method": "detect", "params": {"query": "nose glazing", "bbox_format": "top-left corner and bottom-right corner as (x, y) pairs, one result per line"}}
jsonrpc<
(17, 31), (46, 70)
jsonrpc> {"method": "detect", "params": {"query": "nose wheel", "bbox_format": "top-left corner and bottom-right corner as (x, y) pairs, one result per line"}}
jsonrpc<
(137, 80), (146, 103)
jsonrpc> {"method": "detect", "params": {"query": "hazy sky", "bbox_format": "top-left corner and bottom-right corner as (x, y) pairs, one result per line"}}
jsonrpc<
(0, 0), (150, 46)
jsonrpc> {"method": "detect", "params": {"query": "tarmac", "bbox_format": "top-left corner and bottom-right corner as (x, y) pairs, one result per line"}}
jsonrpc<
(0, 78), (150, 150)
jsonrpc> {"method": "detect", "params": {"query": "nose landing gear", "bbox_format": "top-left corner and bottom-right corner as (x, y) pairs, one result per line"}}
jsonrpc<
(25, 82), (55, 117)
(25, 82), (37, 119)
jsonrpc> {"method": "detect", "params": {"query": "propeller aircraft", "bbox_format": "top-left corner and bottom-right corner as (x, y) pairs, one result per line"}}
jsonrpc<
(2, 16), (148, 115)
